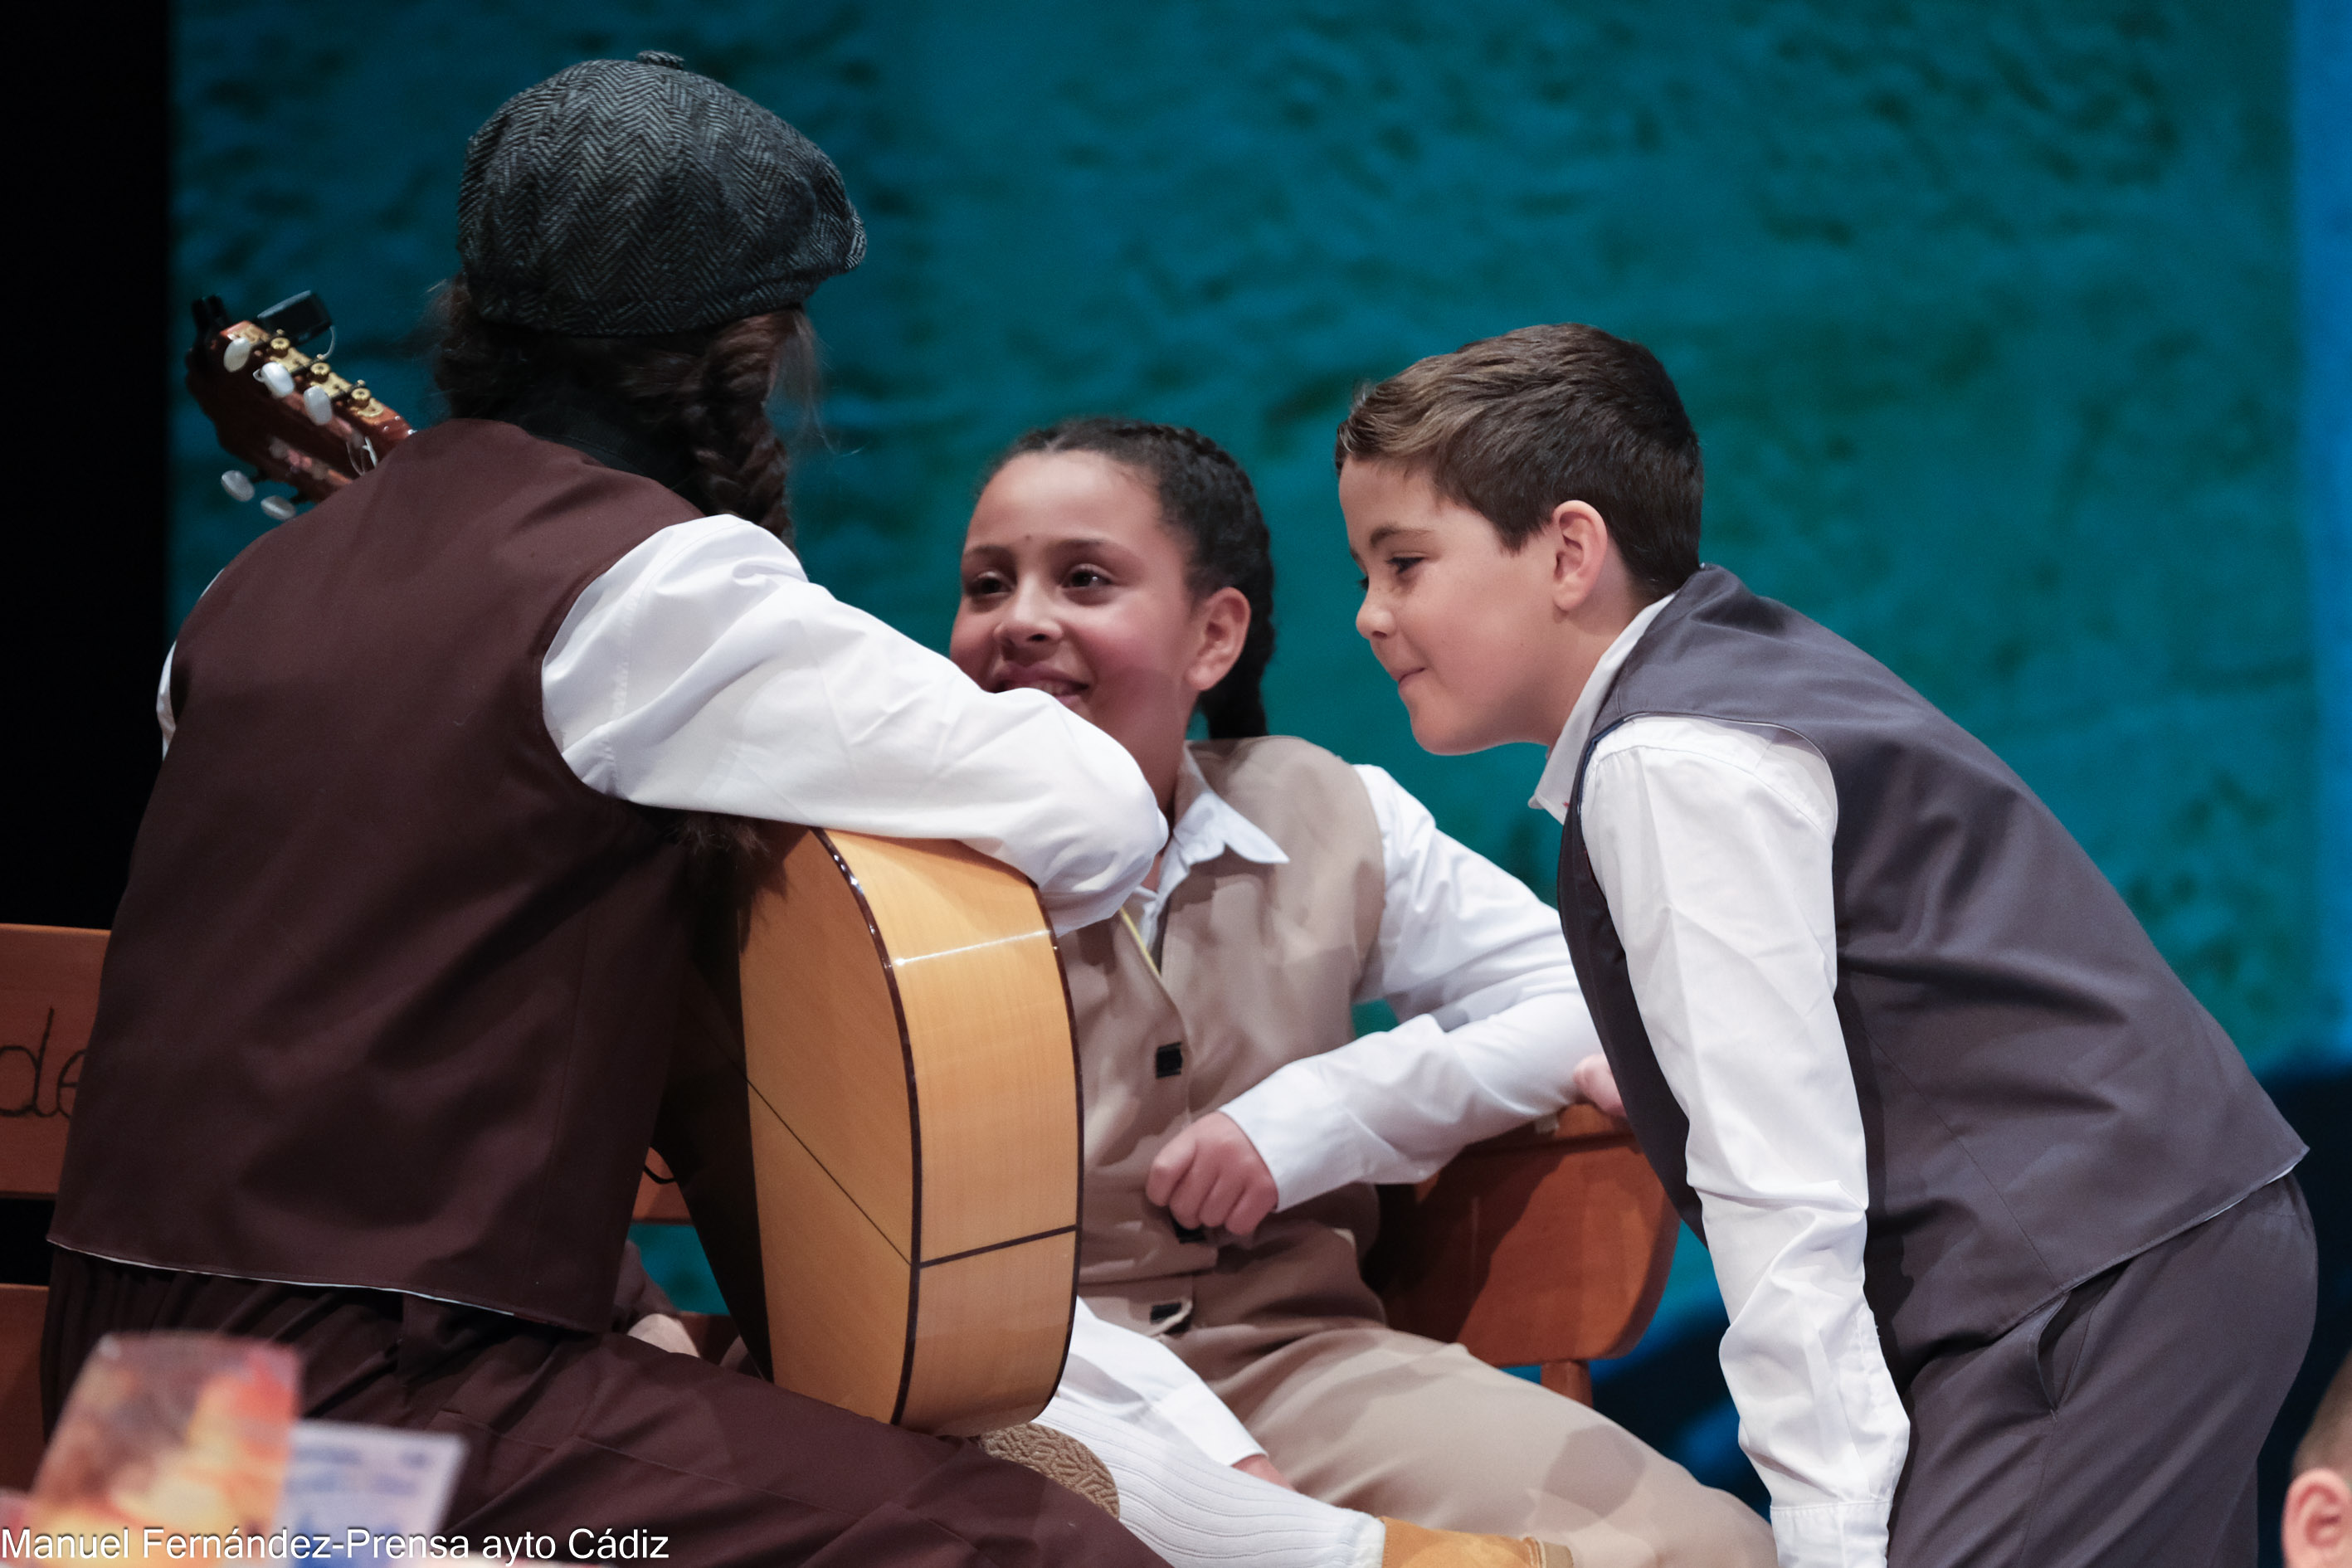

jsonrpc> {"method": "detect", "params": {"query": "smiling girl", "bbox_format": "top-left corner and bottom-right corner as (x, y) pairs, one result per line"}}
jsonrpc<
(950, 419), (1774, 1568)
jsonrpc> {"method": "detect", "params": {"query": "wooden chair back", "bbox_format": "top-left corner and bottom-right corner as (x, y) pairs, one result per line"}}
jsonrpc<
(1367, 1103), (1678, 1404)
(634, 1154), (691, 1225)
(0, 923), (108, 1487)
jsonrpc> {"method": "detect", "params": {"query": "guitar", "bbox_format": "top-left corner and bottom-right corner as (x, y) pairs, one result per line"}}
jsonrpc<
(184, 292), (1083, 1437)
(738, 829), (1081, 1435)
(186, 293), (411, 517)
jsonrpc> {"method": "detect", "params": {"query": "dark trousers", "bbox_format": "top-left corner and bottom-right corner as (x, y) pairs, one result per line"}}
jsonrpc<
(42, 1250), (1166, 1568)
(1887, 1175), (2316, 1567)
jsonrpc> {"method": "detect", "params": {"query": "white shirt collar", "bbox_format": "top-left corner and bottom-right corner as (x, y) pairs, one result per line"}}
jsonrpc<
(1163, 747), (1289, 879)
(1126, 749), (1290, 944)
(1528, 590), (1679, 823)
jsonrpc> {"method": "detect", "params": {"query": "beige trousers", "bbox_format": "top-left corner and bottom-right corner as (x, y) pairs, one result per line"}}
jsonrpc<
(1088, 1220), (1774, 1568)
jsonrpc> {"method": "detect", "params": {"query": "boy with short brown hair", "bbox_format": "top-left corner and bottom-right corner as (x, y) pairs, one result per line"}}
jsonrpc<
(1334, 322), (2316, 1568)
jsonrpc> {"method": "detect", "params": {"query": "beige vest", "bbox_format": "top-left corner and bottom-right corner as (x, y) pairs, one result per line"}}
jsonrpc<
(1068, 737), (1387, 1318)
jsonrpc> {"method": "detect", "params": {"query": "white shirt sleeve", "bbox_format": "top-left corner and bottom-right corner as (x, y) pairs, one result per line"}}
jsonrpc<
(540, 516), (1164, 932)
(1053, 1299), (1267, 1466)
(1219, 765), (1596, 1206)
(1580, 717), (1907, 1568)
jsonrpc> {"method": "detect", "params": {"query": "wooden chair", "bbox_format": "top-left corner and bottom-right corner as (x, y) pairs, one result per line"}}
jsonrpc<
(0, 923), (108, 1489)
(640, 1103), (1679, 1407)
(1365, 1105), (1678, 1404)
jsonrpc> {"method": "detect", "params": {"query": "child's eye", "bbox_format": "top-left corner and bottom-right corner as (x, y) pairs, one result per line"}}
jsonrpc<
(963, 572), (1010, 599)
(1066, 566), (1113, 591)
(1389, 556), (1424, 577)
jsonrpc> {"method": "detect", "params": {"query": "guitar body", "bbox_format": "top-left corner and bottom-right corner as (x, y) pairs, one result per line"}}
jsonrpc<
(738, 829), (1081, 1436)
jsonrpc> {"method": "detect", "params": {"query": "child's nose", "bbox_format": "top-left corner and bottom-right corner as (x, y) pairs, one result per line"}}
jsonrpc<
(1000, 580), (1059, 644)
(1355, 595), (1387, 640)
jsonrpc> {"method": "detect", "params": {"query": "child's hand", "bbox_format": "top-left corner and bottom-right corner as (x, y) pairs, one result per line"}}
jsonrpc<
(1572, 1053), (1625, 1119)
(1146, 1113), (1280, 1239)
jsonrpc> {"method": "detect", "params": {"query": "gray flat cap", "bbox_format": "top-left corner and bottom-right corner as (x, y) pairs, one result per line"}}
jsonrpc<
(460, 52), (865, 335)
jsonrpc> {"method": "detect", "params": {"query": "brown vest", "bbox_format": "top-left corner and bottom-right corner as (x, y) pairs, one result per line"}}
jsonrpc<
(1556, 567), (2306, 1377)
(1066, 738), (1386, 1318)
(52, 420), (702, 1332)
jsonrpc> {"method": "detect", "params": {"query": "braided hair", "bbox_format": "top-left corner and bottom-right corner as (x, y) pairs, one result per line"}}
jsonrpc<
(432, 275), (819, 900)
(430, 274), (817, 540)
(990, 418), (1276, 739)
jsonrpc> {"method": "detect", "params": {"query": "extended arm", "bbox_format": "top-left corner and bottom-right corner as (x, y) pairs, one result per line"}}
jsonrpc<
(1216, 765), (1598, 1206)
(1582, 719), (1907, 1568)
(541, 517), (1163, 930)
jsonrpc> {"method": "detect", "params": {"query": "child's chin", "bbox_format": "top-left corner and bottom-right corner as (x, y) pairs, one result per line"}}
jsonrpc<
(1407, 699), (1517, 756)
(1405, 706), (1478, 757)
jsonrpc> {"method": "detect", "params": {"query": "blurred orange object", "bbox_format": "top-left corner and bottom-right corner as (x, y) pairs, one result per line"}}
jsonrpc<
(17, 1333), (296, 1553)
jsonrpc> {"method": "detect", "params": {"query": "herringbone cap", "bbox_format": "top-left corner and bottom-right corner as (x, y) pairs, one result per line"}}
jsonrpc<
(460, 52), (865, 335)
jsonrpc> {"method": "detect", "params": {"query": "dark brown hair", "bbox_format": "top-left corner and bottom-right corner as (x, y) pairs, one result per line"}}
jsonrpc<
(1334, 323), (1702, 598)
(989, 418), (1276, 739)
(431, 274), (817, 539)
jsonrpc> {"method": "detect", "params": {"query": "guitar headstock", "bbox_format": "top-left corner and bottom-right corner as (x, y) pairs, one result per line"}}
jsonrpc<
(187, 292), (412, 518)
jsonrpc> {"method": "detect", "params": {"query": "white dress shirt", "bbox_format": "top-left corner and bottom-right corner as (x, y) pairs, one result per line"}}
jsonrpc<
(164, 515), (1165, 932)
(1530, 596), (1910, 1568)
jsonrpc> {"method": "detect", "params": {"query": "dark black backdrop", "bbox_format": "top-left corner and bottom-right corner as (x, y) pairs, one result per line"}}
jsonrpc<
(3, 2), (172, 932)
(0, 2), (169, 1293)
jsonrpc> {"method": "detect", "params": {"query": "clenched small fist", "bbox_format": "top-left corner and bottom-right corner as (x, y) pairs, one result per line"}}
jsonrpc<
(1572, 1052), (1624, 1119)
(1146, 1112), (1280, 1239)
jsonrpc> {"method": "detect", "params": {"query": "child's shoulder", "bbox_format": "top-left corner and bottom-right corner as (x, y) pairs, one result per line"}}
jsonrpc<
(1188, 735), (1381, 845)
(1189, 733), (1357, 791)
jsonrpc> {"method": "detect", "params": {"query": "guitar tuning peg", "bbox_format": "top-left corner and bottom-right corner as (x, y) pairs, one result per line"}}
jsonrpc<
(303, 385), (334, 425)
(260, 361), (296, 398)
(222, 337), (253, 373)
(219, 470), (256, 502)
(260, 496), (298, 522)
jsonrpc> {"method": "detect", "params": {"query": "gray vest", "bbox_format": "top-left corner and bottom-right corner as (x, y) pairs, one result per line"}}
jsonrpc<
(1554, 566), (2303, 1377)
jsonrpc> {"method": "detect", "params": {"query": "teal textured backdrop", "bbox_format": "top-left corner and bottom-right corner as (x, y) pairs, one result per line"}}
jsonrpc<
(174, 0), (2323, 1074)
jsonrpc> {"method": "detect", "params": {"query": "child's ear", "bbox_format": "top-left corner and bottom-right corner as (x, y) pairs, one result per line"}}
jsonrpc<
(1544, 500), (1614, 614)
(2282, 1468), (2351, 1568)
(1186, 586), (1252, 694)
